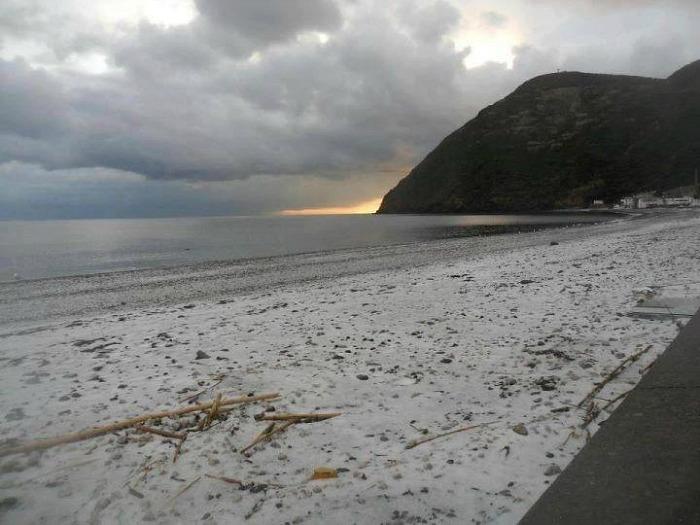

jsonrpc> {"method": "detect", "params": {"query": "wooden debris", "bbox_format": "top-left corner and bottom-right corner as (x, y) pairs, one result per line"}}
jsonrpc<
(254, 412), (341, 423)
(170, 475), (201, 502)
(205, 473), (244, 486)
(205, 473), (284, 489)
(240, 421), (294, 455)
(0, 392), (280, 457)
(405, 421), (499, 450)
(198, 392), (223, 431)
(179, 373), (225, 403)
(578, 345), (652, 408)
(241, 411), (340, 455)
(560, 429), (577, 449)
(580, 401), (601, 429)
(600, 388), (633, 413)
(136, 425), (187, 441)
(173, 433), (188, 463)
(639, 358), (657, 375)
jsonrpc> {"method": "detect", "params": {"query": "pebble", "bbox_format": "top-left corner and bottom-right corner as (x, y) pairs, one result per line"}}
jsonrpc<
(0, 497), (19, 511)
(5, 408), (26, 421)
(544, 464), (562, 476)
(512, 423), (529, 436)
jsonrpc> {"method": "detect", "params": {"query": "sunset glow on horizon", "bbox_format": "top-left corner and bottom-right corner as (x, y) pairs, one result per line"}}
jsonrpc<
(277, 197), (382, 216)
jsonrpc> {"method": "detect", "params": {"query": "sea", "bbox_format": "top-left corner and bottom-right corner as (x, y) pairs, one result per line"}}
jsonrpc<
(0, 213), (611, 282)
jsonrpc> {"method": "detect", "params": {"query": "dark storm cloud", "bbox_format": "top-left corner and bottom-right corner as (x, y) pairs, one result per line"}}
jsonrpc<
(399, 0), (461, 43)
(0, 0), (699, 218)
(196, 0), (342, 53)
(0, 60), (68, 139)
(0, 1), (497, 183)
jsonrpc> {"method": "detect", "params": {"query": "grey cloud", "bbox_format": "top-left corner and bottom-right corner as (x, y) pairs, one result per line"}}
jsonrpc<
(480, 11), (508, 28)
(195, 0), (342, 57)
(0, 161), (398, 219)
(0, 3), (488, 182)
(111, 23), (215, 76)
(629, 36), (690, 77)
(0, 59), (69, 139)
(399, 0), (461, 43)
(1, 0), (700, 218)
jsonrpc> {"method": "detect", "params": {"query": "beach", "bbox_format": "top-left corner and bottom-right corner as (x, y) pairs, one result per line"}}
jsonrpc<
(1, 209), (699, 524)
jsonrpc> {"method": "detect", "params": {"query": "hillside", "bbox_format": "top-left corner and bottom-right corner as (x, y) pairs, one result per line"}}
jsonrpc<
(378, 61), (700, 213)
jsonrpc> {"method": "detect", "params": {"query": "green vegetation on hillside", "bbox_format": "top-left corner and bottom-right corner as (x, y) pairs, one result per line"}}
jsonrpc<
(378, 61), (700, 213)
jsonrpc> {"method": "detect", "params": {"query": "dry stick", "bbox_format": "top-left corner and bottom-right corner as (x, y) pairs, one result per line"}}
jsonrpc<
(254, 412), (341, 422)
(405, 421), (499, 450)
(577, 345), (652, 408)
(640, 358), (657, 375)
(123, 457), (164, 486)
(173, 433), (188, 463)
(240, 421), (295, 455)
(600, 388), (634, 413)
(171, 475), (201, 503)
(136, 425), (187, 441)
(560, 429), (577, 449)
(180, 374), (225, 403)
(205, 473), (285, 489)
(0, 392), (280, 458)
(242, 422), (276, 451)
(205, 473), (244, 486)
(199, 392), (223, 431)
(580, 401), (601, 429)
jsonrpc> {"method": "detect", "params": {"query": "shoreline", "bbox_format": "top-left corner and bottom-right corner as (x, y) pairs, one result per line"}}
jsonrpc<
(0, 212), (616, 286)
(0, 211), (648, 330)
(1, 210), (699, 523)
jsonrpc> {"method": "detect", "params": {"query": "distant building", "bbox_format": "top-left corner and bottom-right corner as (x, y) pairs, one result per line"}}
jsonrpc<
(664, 196), (693, 207)
(619, 190), (699, 209)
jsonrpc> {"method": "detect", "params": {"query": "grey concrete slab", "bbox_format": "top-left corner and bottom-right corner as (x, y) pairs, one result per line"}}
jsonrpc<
(520, 310), (700, 525)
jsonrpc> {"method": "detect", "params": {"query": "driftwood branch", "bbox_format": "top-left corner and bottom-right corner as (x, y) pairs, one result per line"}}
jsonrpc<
(136, 425), (187, 441)
(0, 392), (280, 458)
(205, 473), (245, 486)
(600, 388), (633, 412)
(173, 433), (188, 463)
(240, 421), (294, 455)
(170, 475), (201, 502)
(254, 412), (341, 423)
(241, 412), (341, 455)
(578, 345), (651, 408)
(405, 421), (499, 450)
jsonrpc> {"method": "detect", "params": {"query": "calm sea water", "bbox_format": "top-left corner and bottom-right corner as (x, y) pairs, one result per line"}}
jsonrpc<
(0, 213), (610, 281)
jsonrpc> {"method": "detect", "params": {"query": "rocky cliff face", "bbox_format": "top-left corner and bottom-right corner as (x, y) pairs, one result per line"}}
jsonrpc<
(378, 61), (700, 214)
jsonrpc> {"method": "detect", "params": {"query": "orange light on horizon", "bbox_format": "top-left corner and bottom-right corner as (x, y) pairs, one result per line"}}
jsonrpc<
(277, 197), (382, 216)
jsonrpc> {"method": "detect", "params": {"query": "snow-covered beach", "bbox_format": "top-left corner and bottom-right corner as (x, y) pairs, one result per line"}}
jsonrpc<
(1, 210), (699, 524)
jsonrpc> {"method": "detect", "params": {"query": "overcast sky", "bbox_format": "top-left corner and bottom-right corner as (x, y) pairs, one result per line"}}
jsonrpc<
(1, 0), (699, 219)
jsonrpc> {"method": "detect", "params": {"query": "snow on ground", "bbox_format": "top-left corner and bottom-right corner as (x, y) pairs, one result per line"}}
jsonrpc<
(1, 213), (699, 524)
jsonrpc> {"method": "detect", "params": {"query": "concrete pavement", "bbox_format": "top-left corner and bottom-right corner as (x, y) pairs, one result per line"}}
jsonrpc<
(520, 309), (700, 524)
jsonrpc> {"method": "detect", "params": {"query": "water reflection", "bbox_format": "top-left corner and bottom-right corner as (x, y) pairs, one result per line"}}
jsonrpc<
(0, 213), (611, 281)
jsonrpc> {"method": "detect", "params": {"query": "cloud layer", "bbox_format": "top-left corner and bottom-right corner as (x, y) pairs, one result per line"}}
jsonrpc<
(1, 0), (699, 218)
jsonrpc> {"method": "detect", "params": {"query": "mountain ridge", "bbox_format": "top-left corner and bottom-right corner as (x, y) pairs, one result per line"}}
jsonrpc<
(378, 60), (700, 214)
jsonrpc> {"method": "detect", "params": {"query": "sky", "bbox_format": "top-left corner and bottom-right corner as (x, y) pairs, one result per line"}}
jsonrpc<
(1, 0), (699, 219)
